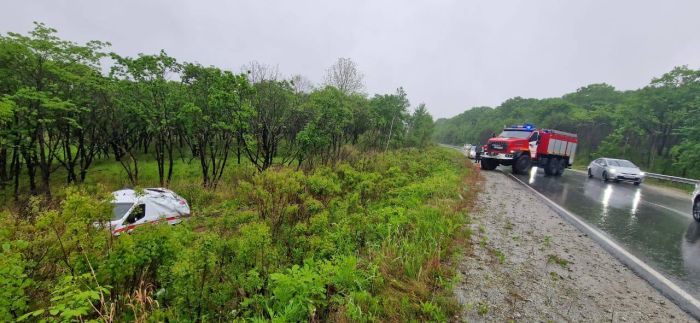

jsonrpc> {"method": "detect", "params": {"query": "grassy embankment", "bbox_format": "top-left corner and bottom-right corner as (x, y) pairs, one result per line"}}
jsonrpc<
(0, 146), (479, 322)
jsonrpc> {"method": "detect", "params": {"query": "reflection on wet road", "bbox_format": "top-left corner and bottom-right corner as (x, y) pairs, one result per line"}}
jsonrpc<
(513, 167), (700, 299)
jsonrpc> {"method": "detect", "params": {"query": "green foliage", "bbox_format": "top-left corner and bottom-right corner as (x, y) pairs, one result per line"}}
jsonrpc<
(0, 147), (471, 321)
(0, 241), (32, 321)
(20, 273), (111, 323)
(434, 67), (700, 178)
(0, 23), (458, 322)
(406, 103), (435, 148)
(0, 23), (435, 199)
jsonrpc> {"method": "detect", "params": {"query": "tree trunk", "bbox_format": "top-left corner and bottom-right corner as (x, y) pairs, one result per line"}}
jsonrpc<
(63, 133), (77, 184)
(214, 139), (231, 188)
(385, 116), (396, 151)
(78, 132), (96, 183)
(143, 135), (150, 154)
(236, 134), (242, 165)
(166, 138), (174, 186)
(22, 149), (37, 195)
(0, 147), (7, 183)
(199, 139), (209, 187)
(11, 148), (20, 200)
(155, 135), (165, 187)
(36, 125), (54, 197)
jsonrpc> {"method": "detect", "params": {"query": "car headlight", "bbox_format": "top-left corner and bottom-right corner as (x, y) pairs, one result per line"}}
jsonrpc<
(639, 172), (645, 176)
(609, 169), (617, 173)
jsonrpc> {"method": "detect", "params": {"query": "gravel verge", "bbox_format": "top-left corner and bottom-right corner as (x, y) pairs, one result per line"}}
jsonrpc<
(454, 169), (694, 322)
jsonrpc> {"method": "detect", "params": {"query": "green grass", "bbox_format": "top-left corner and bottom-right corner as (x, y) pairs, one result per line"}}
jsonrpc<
(542, 235), (552, 248)
(547, 254), (571, 268)
(477, 302), (489, 315)
(494, 249), (506, 264)
(480, 235), (489, 248)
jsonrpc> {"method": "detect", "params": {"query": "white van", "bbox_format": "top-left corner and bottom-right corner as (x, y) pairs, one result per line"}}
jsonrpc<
(108, 188), (190, 235)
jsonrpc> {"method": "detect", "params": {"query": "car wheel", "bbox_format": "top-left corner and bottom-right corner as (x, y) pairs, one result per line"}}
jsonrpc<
(603, 171), (609, 182)
(588, 168), (593, 178)
(694, 198), (700, 222)
(634, 181), (641, 186)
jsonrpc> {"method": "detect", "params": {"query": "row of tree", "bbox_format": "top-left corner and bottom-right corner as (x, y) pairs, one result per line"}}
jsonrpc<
(0, 23), (434, 197)
(433, 66), (700, 178)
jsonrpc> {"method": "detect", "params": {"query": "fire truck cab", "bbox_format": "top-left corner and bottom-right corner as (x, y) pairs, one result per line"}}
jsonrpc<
(480, 124), (578, 176)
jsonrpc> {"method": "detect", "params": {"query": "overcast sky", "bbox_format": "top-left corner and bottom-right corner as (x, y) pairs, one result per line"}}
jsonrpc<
(2, 0), (700, 118)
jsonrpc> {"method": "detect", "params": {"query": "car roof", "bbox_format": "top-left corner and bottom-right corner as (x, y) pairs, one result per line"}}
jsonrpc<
(112, 188), (178, 204)
(602, 158), (632, 162)
(601, 158), (639, 168)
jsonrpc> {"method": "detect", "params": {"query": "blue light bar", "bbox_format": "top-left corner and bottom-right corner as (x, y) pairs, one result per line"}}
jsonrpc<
(507, 123), (536, 130)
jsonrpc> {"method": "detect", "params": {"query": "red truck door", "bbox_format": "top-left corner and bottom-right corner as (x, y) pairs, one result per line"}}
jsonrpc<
(528, 131), (540, 159)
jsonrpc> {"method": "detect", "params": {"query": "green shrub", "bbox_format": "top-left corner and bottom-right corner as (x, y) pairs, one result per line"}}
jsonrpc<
(1, 147), (475, 322)
(0, 241), (33, 321)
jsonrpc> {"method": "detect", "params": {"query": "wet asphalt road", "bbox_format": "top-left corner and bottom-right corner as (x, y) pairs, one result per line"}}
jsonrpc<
(507, 166), (700, 300)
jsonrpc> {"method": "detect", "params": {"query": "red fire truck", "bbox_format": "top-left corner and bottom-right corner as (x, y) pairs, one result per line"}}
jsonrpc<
(480, 124), (578, 175)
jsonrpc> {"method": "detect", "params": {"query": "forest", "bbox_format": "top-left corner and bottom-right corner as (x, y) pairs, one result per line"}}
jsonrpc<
(433, 67), (700, 179)
(0, 24), (469, 322)
(0, 23), (435, 199)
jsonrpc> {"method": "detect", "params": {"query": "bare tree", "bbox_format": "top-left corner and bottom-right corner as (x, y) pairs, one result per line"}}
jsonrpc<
(242, 60), (280, 83)
(289, 74), (314, 94)
(323, 57), (364, 94)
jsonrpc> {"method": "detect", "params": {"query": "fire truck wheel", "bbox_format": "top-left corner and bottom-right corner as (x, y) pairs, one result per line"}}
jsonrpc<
(545, 158), (558, 176)
(555, 159), (566, 176)
(481, 158), (497, 170)
(512, 155), (531, 174)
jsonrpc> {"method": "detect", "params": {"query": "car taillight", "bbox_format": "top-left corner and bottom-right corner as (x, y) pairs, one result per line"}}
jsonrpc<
(179, 199), (187, 205)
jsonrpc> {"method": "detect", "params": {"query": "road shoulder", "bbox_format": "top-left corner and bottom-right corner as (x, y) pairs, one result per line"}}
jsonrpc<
(454, 169), (693, 322)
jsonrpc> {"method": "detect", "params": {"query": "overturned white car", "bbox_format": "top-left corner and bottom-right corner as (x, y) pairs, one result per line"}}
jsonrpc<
(108, 188), (190, 235)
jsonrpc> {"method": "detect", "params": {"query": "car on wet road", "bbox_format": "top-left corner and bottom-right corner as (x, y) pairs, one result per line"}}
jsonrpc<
(587, 158), (645, 185)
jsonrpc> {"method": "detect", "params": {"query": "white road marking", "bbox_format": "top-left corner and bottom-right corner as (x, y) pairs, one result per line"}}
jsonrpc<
(642, 200), (690, 218)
